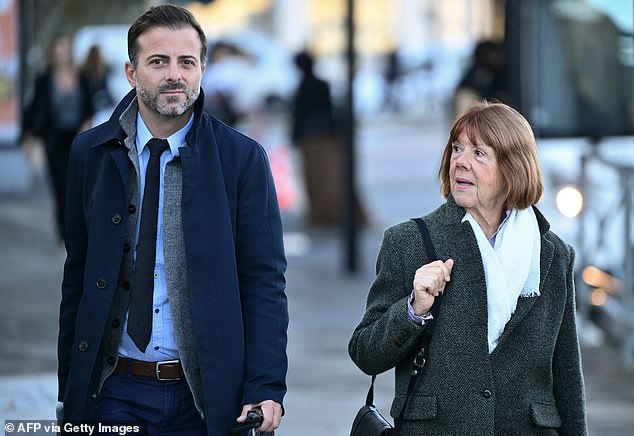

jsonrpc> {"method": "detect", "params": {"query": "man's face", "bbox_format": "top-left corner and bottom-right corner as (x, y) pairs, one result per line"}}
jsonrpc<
(125, 25), (206, 119)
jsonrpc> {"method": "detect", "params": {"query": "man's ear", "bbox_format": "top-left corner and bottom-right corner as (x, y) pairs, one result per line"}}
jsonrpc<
(124, 61), (136, 88)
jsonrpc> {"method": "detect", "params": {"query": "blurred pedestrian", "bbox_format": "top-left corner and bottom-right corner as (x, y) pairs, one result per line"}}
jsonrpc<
(383, 49), (401, 112)
(349, 102), (587, 435)
(58, 5), (288, 435)
(80, 44), (114, 113)
(22, 34), (94, 240)
(290, 50), (346, 226)
(201, 42), (247, 126)
(452, 40), (507, 118)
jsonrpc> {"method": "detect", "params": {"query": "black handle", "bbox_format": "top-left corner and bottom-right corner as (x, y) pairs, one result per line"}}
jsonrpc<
(231, 410), (264, 434)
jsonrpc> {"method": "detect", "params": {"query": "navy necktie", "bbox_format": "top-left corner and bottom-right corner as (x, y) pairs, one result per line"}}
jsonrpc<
(128, 138), (169, 352)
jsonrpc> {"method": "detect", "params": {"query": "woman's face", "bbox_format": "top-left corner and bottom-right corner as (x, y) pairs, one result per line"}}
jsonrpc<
(449, 131), (506, 220)
(53, 37), (73, 66)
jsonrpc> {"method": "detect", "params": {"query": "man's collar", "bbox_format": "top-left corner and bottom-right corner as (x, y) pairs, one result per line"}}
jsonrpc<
(89, 87), (206, 148)
(136, 112), (193, 157)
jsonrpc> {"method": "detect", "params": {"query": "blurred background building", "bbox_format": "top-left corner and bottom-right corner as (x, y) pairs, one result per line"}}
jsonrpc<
(3, 0), (505, 137)
(4, 0), (630, 134)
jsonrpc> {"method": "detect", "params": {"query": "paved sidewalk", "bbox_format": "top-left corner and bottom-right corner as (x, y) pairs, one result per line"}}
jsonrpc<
(0, 373), (57, 421)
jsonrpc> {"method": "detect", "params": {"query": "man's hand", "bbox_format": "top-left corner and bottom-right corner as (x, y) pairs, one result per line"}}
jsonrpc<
(237, 400), (282, 433)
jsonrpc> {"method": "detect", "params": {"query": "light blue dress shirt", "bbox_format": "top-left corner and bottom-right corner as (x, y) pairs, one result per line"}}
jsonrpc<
(118, 113), (193, 362)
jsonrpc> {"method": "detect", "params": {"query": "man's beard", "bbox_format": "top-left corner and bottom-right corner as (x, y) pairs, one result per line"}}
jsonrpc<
(136, 82), (200, 118)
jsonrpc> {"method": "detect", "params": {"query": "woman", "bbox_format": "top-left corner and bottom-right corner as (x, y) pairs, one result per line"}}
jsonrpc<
(80, 44), (114, 113)
(23, 34), (94, 240)
(348, 102), (587, 435)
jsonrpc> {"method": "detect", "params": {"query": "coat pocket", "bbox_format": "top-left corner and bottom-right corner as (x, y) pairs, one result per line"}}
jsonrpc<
(390, 394), (437, 421)
(530, 402), (563, 428)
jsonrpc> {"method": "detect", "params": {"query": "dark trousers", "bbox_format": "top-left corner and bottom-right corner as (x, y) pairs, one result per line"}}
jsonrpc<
(93, 369), (206, 435)
(44, 130), (75, 240)
(297, 134), (367, 227)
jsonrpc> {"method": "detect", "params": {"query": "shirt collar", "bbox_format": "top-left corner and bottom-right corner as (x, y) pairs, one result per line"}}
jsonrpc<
(489, 209), (512, 246)
(135, 112), (194, 157)
(461, 209), (512, 247)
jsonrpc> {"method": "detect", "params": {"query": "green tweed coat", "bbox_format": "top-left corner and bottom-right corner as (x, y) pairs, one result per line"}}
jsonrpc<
(349, 196), (587, 436)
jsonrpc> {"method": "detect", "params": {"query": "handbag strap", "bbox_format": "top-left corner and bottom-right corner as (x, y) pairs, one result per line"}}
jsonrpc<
(365, 374), (378, 406)
(412, 218), (437, 263)
(395, 218), (443, 423)
(412, 217), (444, 320)
(362, 218), (443, 422)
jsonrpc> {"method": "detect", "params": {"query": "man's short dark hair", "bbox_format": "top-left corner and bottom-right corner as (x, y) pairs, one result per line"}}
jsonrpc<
(128, 4), (207, 66)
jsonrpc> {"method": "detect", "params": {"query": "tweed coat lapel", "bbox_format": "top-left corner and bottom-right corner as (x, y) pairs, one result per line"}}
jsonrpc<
(436, 198), (488, 315)
(448, 221), (489, 314)
(432, 199), (490, 353)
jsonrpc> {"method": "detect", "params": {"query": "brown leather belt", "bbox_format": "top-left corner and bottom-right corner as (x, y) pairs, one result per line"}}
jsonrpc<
(115, 357), (184, 381)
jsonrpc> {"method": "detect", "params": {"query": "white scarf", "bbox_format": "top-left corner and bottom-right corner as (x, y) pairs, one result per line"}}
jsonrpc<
(462, 207), (541, 353)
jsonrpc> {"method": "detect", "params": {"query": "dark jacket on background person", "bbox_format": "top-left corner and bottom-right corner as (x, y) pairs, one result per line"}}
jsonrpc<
(23, 71), (94, 240)
(58, 89), (288, 435)
(291, 73), (335, 143)
(81, 69), (114, 113)
(25, 71), (94, 140)
(349, 196), (587, 436)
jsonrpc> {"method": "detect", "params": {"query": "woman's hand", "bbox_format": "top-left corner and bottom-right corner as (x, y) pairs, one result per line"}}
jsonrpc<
(412, 259), (454, 315)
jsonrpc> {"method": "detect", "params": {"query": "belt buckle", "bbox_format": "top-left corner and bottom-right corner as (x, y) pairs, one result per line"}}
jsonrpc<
(155, 359), (180, 381)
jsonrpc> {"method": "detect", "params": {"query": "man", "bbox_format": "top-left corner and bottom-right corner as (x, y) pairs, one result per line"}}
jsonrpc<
(57, 5), (288, 435)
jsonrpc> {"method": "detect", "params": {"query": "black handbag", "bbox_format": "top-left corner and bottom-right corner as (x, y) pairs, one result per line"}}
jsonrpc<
(350, 218), (443, 436)
(350, 375), (394, 435)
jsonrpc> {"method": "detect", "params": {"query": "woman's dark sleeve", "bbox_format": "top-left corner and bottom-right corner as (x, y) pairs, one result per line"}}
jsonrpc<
(348, 224), (428, 375)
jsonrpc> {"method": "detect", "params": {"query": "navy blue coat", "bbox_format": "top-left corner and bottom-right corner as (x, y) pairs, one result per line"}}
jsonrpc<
(58, 90), (288, 434)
